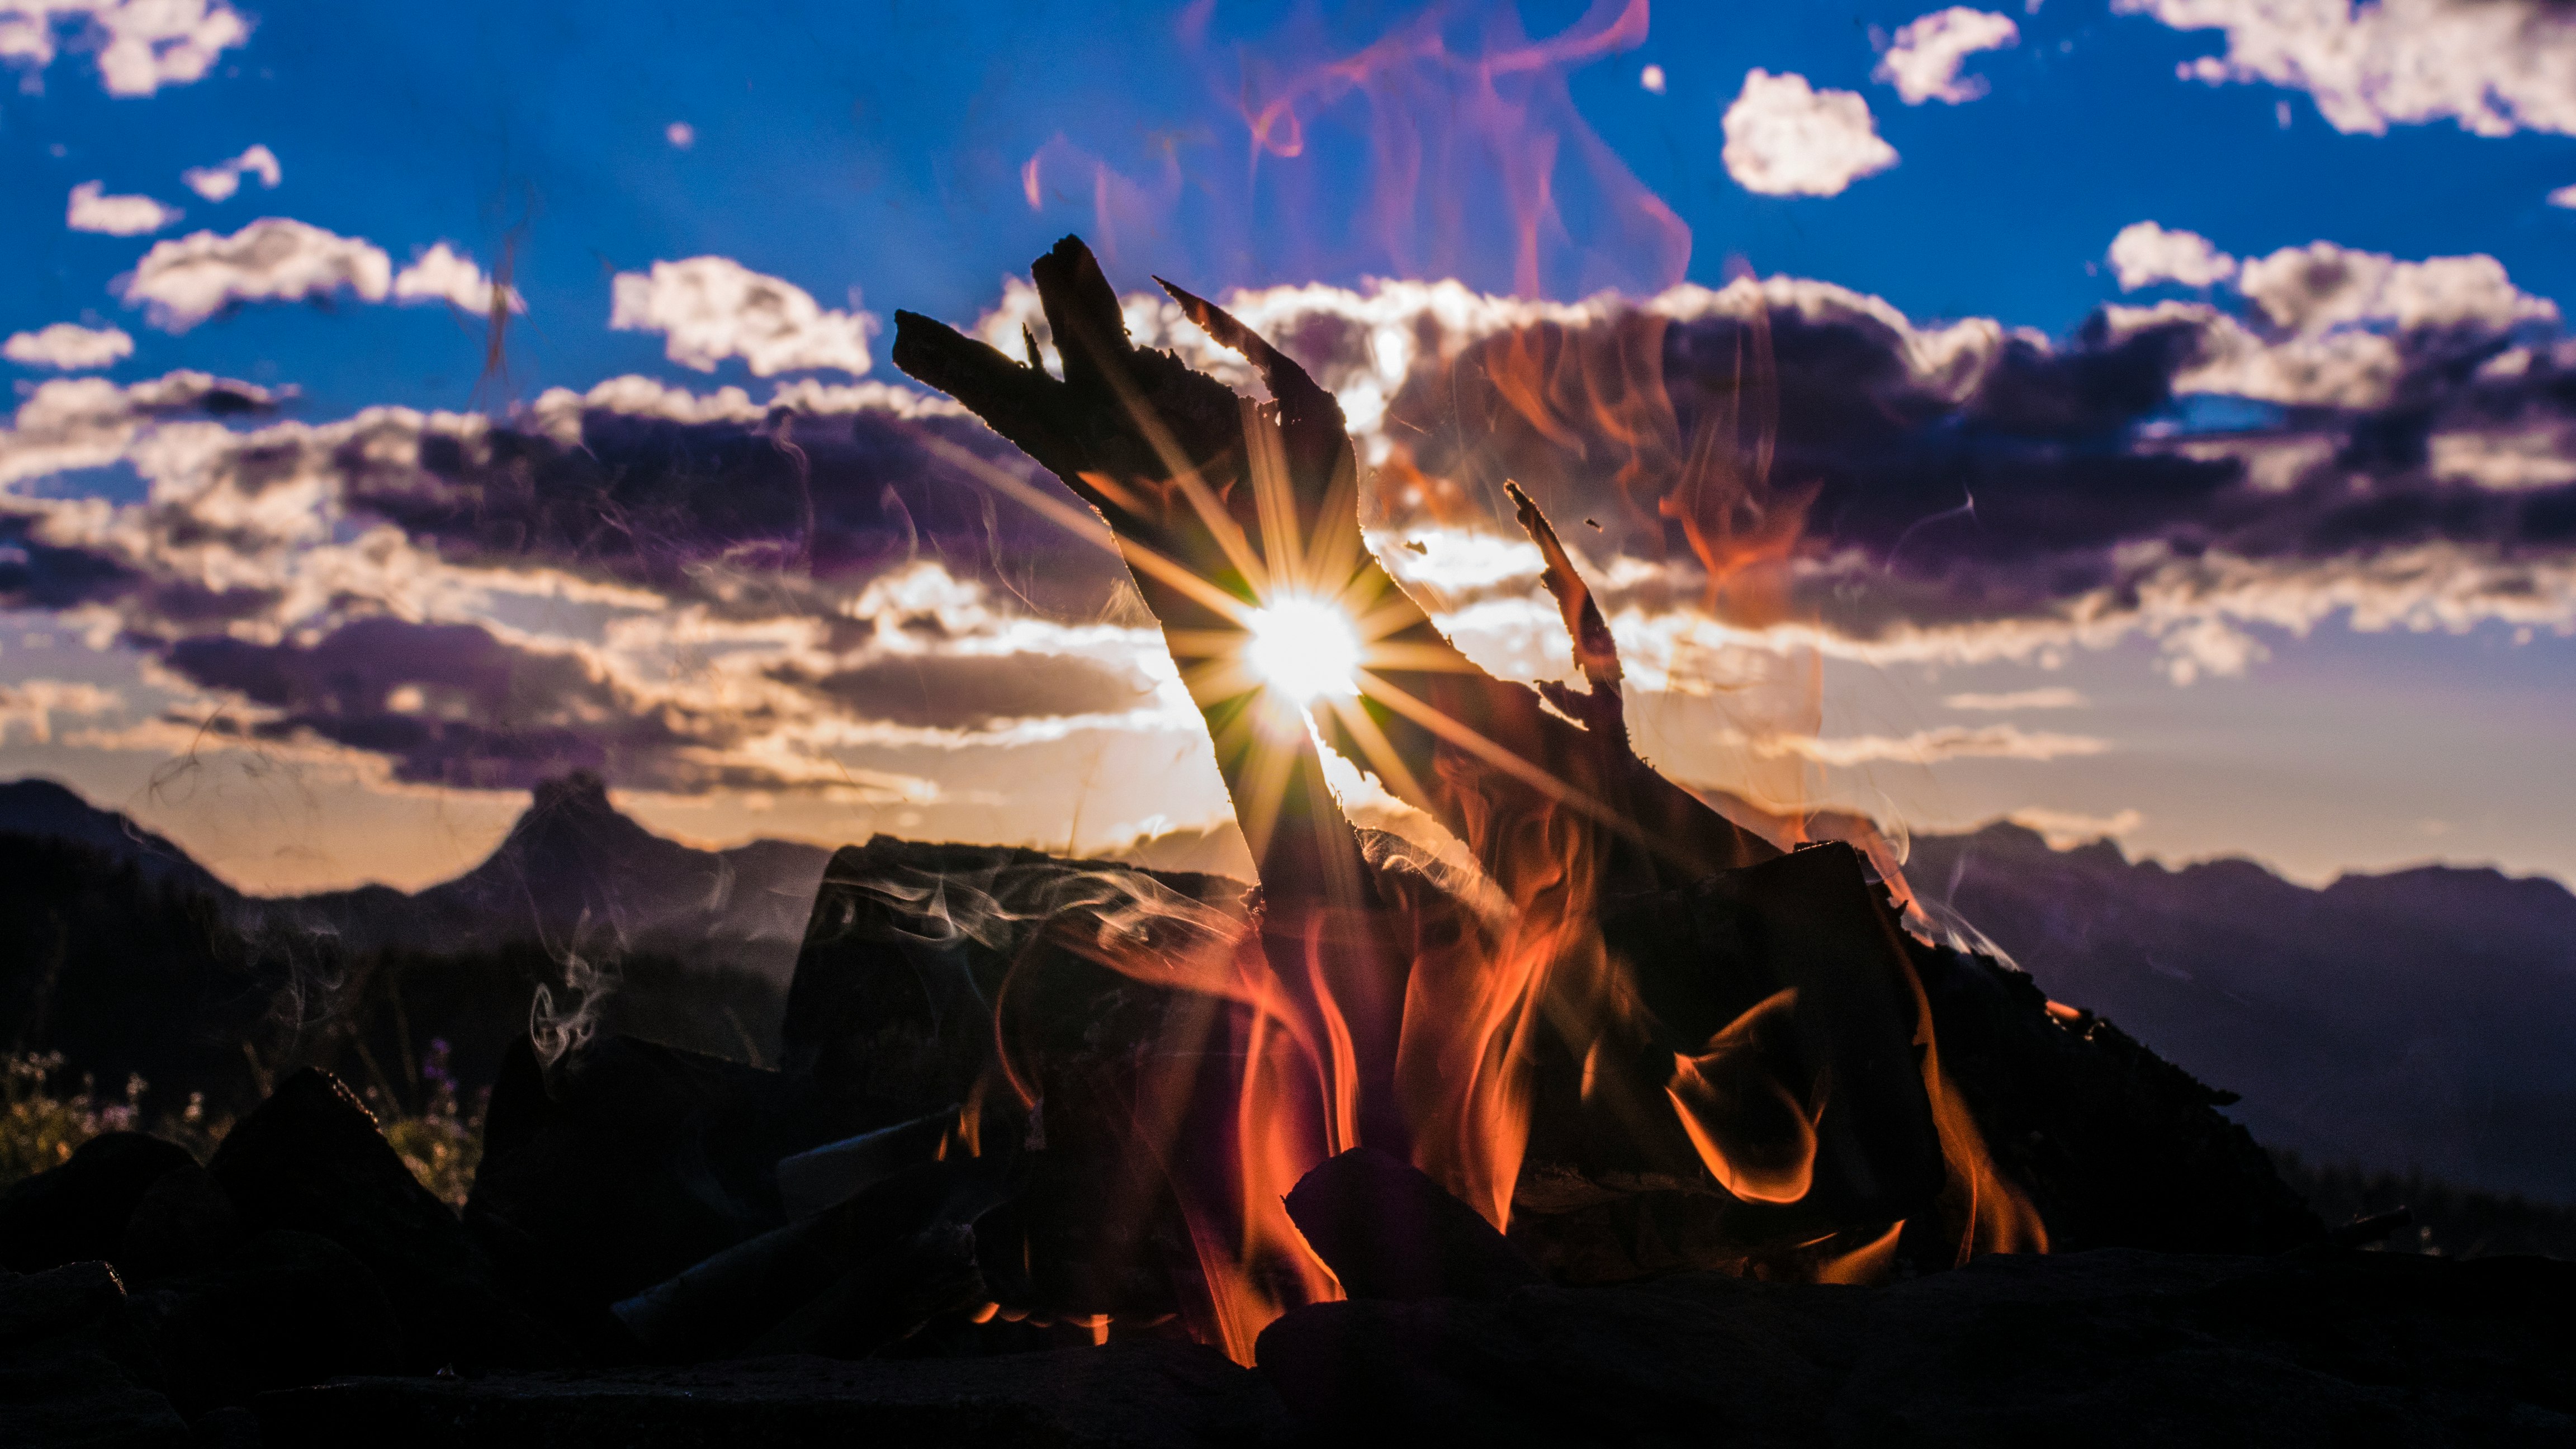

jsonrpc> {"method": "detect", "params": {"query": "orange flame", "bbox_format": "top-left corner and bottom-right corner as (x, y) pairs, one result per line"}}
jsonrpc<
(1905, 956), (2051, 1261)
(1665, 989), (1820, 1205)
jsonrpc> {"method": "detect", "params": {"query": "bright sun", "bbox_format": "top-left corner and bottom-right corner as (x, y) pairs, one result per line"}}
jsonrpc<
(1244, 596), (1362, 704)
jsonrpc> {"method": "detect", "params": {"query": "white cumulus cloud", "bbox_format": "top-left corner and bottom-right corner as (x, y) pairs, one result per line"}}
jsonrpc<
(4, 323), (134, 371)
(0, 0), (249, 96)
(2116, 0), (2576, 137)
(392, 242), (523, 314)
(2109, 221), (2238, 289)
(2101, 237), (2558, 408)
(2548, 183), (2576, 208)
(1877, 7), (2020, 104)
(1722, 69), (1900, 197)
(182, 143), (281, 202)
(2235, 240), (2558, 335)
(609, 257), (874, 376)
(67, 180), (181, 235)
(117, 218), (392, 332)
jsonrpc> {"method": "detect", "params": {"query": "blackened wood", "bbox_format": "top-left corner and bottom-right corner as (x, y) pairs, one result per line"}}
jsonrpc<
(1902, 935), (2324, 1258)
(1284, 1148), (1539, 1300)
(737, 1224), (985, 1360)
(609, 1156), (1016, 1363)
(892, 236), (1775, 895)
(464, 1036), (875, 1317)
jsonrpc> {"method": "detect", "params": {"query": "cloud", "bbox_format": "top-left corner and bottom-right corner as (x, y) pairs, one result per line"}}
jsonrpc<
(4, 323), (134, 371)
(2109, 221), (2237, 289)
(1945, 687), (2087, 710)
(14, 226), (2576, 801)
(2006, 806), (2144, 845)
(665, 122), (694, 149)
(1721, 69), (1899, 197)
(391, 242), (523, 314)
(66, 181), (181, 236)
(0, 368), (1184, 794)
(2115, 0), (2576, 137)
(609, 257), (874, 376)
(2552, 183), (2576, 209)
(0, 369), (273, 489)
(0, 0), (250, 97)
(181, 143), (280, 202)
(2235, 241), (2556, 335)
(1876, 7), (2019, 104)
(0, 679), (120, 744)
(1734, 723), (2112, 766)
(116, 218), (392, 332)
(2100, 238), (2559, 408)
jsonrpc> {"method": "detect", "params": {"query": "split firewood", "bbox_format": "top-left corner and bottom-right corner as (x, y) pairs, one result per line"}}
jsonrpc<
(890, 235), (1774, 907)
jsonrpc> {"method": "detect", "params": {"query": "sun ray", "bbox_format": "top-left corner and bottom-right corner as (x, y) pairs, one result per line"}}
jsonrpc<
(1318, 692), (1433, 812)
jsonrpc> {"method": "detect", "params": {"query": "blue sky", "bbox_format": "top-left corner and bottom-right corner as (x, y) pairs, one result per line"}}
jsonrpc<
(4, 0), (2574, 896)
(12, 0), (2576, 408)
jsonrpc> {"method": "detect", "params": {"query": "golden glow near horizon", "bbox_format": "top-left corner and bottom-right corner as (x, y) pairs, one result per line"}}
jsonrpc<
(1244, 596), (1363, 704)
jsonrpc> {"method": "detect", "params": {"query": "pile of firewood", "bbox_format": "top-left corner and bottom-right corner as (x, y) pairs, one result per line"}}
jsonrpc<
(17, 238), (2546, 1448)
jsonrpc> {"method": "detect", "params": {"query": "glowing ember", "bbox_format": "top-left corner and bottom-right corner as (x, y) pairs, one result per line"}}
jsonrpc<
(1244, 597), (1362, 703)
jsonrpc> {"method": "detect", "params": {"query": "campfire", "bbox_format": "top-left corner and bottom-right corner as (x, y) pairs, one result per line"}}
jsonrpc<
(870, 234), (2042, 1358)
(23, 238), (2522, 1448)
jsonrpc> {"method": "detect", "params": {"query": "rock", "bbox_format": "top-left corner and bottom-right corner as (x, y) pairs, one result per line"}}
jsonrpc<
(1283, 1148), (1538, 1300)
(209, 1068), (564, 1371)
(0, 1262), (188, 1449)
(115, 1166), (242, 1284)
(1254, 1247), (2576, 1447)
(0, 1134), (198, 1273)
(251, 1341), (1294, 1448)
(121, 1229), (399, 1417)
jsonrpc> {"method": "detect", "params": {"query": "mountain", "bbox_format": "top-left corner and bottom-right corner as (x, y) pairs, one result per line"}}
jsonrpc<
(1906, 823), (2576, 1204)
(6, 775), (2571, 1201)
(260, 773), (830, 981)
(0, 773), (831, 983)
(0, 779), (231, 902)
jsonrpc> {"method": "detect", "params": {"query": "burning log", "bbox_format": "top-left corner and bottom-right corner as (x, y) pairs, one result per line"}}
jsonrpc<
(885, 236), (1980, 1355)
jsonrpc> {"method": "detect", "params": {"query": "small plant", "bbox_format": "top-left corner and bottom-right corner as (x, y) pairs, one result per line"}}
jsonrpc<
(0, 1047), (485, 1209)
(0, 1052), (142, 1184)
(364, 1039), (485, 1209)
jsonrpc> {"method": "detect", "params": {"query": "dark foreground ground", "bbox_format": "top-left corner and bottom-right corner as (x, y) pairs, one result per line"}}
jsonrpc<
(13, 1244), (2572, 1448)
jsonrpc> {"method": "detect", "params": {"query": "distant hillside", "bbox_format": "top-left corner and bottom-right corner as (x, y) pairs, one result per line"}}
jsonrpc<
(0, 779), (230, 901)
(0, 773), (831, 982)
(1907, 823), (2576, 1204)
(256, 772), (831, 981)
(7, 774), (2572, 1204)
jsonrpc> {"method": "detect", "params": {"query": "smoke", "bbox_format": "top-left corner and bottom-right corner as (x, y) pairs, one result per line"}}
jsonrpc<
(528, 946), (615, 1069)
